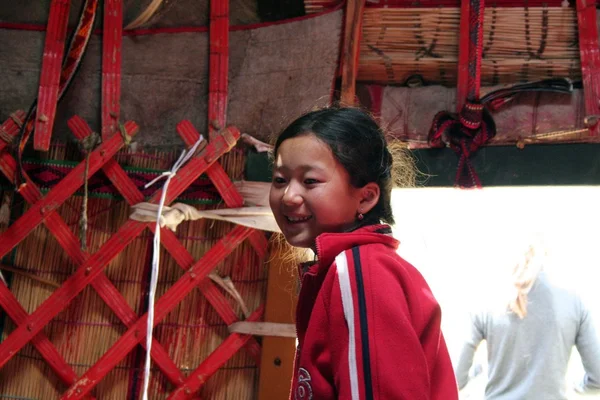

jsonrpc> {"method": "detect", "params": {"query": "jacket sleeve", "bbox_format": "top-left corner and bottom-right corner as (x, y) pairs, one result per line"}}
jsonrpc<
(326, 248), (452, 400)
(454, 313), (485, 390)
(574, 304), (600, 394)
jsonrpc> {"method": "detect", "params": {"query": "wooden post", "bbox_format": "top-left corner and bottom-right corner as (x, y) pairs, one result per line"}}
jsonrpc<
(340, 0), (366, 106)
(257, 244), (298, 400)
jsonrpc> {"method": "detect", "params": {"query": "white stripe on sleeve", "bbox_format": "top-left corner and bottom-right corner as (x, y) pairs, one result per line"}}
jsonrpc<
(336, 251), (360, 400)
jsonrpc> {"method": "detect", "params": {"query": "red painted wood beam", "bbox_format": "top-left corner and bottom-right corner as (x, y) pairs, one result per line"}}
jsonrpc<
(0, 122), (139, 260)
(69, 116), (145, 205)
(576, 0), (600, 137)
(0, 115), (97, 399)
(101, 0), (123, 140)
(0, 112), (26, 144)
(16, 0), (96, 187)
(157, 228), (262, 365)
(0, 127), (240, 370)
(168, 306), (264, 399)
(70, 116), (262, 364)
(0, 119), (183, 387)
(61, 225), (255, 399)
(208, 0), (230, 140)
(176, 121), (268, 258)
(0, 286), (97, 399)
(34, 0), (71, 151)
(341, 0), (367, 105)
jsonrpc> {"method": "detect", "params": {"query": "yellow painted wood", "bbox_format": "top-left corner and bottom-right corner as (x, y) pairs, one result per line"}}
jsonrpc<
(257, 245), (298, 400)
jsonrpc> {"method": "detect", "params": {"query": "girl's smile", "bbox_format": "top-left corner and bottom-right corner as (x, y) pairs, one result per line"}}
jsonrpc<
(284, 214), (313, 223)
(269, 133), (363, 249)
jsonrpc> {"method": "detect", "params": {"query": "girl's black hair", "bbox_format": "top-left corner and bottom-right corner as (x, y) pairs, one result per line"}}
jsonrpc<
(273, 107), (395, 225)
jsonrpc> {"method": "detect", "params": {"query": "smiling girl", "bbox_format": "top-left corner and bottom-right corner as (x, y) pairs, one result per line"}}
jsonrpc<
(269, 107), (458, 400)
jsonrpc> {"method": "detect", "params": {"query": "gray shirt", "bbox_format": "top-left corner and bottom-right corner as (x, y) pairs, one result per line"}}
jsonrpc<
(455, 273), (600, 399)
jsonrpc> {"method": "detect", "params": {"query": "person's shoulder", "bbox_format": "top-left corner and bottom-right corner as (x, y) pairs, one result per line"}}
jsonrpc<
(543, 274), (586, 303)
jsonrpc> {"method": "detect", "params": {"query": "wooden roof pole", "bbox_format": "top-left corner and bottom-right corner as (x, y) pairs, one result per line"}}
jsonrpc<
(340, 0), (366, 106)
(33, 0), (70, 151)
(204, 0), (269, 255)
(575, 0), (600, 137)
(208, 0), (229, 139)
(101, 0), (123, 141)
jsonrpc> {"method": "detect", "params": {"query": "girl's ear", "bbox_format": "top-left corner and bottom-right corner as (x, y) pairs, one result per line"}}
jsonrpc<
(358, 182), (380, 214)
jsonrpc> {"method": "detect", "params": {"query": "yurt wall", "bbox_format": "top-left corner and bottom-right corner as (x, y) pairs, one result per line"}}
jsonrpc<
(0, 1), (340, 399)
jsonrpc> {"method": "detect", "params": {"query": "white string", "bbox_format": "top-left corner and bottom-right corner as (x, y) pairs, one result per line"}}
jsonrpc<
(141, 136), (204, 400)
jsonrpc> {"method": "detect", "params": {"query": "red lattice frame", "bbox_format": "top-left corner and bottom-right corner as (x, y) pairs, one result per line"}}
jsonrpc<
(0, 0), (268, 397)
(0, 112), (267, 398)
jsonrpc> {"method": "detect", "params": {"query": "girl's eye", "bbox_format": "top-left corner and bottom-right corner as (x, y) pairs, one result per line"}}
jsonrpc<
(304, 178), (319, 185)
(273, 177), (286, 184)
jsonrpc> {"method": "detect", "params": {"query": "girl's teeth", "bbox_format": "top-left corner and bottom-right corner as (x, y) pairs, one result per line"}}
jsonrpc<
(288, 216), (310, 222)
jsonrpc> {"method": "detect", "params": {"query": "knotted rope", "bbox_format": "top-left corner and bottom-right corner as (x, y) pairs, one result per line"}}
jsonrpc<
(428, 0), (573, 189)
(78, 131), (101, 250)
(141, 136), (204, 400)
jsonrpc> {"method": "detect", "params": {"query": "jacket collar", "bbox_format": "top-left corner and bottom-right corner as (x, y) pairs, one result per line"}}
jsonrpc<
(308, 224), (399, 275)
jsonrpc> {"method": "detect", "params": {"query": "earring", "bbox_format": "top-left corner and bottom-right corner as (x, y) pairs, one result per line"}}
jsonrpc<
(357, 211), (364, 221)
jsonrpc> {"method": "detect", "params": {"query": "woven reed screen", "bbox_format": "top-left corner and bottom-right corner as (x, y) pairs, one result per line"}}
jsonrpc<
(0, 144), (267, 400)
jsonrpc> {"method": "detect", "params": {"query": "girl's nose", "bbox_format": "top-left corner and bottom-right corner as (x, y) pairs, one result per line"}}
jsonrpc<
(282, 184), (302, 206)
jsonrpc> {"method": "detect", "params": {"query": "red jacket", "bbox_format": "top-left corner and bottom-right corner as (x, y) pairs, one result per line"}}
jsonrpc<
(291, 224), (458, 400)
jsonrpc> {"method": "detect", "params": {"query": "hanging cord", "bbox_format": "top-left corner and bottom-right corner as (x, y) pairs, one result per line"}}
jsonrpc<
(141, 136), (204, 400)
(428, 77), (574, 187)
(78, 132), (101, 250)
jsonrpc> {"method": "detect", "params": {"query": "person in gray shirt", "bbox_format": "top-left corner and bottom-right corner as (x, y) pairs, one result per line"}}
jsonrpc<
(455, 240), (600, 399)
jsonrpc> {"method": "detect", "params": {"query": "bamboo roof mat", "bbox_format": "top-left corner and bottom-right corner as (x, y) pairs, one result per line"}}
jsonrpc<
(0, 145), (267, 399)
(359, 7), (581, 86)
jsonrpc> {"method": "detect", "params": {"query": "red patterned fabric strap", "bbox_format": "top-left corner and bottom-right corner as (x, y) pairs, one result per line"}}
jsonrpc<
(428, 0), (487, 188)
(466, 0), (484, 102)
(428, 104), (496, 188)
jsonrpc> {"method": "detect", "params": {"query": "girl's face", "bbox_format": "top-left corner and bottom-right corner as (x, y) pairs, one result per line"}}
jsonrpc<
(269, 133), (363, 249)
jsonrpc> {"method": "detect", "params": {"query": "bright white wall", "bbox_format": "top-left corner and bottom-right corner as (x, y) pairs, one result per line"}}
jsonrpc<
(391, 186), (600, 399)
